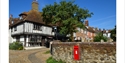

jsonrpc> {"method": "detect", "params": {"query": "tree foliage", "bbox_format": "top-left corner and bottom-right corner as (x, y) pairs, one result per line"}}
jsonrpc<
(110, 25), (116, 42)
(42, 1), (93, 41)
(93, 33), (108, 42)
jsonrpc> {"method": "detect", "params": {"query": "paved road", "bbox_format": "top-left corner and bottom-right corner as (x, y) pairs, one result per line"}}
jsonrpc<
(9, 48), (51, 63)
(28, 51), (42, 63)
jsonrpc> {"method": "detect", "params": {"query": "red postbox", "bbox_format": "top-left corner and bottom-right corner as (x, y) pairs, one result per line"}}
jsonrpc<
(74, 45), (79, 60)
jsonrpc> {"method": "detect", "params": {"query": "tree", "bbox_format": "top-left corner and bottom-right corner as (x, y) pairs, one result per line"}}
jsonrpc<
(93, 32), (108, 42)
(110, 25), (116, 42)
(42, 1), (93, 41)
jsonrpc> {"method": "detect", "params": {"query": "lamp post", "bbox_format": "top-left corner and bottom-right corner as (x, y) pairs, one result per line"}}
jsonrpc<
(53, 26), (57, 40)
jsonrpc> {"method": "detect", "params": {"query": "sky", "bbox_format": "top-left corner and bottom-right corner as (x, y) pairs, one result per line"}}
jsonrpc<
(9, 0), (116, 30)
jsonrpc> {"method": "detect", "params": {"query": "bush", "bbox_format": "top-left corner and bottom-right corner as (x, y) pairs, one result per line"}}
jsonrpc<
(93, 33), (108, 42)
(9, 42), (24, 50)
(46, 57), (65, 63)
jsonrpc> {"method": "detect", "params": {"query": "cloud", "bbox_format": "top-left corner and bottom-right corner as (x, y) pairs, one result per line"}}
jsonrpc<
(91, 15), (116, 23)
(91, 20), (116, 29)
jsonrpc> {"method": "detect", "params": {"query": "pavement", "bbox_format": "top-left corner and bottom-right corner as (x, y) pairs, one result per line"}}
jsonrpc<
(9, 47), (51, 63)
(25, 46), (46, 50)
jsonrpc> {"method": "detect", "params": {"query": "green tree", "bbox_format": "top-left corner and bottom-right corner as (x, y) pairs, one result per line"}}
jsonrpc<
(93, 32), (108, 42)
(42, 1), (93, 41)
(110, 25), (116, 42)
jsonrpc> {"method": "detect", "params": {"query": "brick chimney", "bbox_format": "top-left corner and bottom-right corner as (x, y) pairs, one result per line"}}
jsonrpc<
(85, 20), (89, 26)
(32, 0), (39, 11)
(9, 14), (13, 25)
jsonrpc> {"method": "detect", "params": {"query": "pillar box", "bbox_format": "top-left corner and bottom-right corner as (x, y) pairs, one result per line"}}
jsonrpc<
(74, 45), (80, 60)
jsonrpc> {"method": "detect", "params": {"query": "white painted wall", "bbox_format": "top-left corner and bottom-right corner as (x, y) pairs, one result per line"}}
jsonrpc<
(11, 22), (54, 36)
(12, 37), (16, 42)
(41, 26), (52, 35)
(20, 36), (24, 42)
(73, 33), (76, 37)
(11, 23), (24, 35)
(103, 33), (111, 38)
(108, 33), (111, 38)
(25, 22), (33, 33)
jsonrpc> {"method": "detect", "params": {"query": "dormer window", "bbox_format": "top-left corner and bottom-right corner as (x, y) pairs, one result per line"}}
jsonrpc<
(20, 16), (23, 20)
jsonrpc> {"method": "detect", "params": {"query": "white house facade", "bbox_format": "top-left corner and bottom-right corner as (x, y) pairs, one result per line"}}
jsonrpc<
(9, 0), (57, 47)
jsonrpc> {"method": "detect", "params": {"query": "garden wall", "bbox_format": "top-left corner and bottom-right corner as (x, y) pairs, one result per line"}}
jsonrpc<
(51, 42), (116, 63)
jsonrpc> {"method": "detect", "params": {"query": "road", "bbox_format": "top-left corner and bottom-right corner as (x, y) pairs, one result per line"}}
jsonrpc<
(9, 48), (51, 63)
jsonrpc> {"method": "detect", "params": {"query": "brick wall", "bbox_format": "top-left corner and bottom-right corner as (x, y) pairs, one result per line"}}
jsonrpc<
(51, 42), (116, 63)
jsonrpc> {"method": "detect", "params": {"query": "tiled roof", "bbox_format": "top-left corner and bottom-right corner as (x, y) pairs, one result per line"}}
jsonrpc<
(103, 30), (111, 33)
(9, 18), (20, 27)
(19, 12), (28, 16)
(9, 10), (60, 28)
(86, 26), (95, 33)
(25, 10), (44, 24)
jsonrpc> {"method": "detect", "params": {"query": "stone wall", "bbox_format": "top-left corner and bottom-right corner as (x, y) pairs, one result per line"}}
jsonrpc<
(51, 42), (116, 63)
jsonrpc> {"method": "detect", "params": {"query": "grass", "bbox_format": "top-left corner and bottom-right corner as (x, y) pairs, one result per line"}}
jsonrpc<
(46, 56), (66, 63)
(44, 50), (50, 54)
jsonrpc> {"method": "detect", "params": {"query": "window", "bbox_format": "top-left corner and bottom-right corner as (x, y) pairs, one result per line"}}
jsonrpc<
(16, 37), (20, 42)
(33, 24), (41, 30)
(40, 26), (42, 31)
(14, 27), (17, 31)
(33, 24), (36, 30)
(84, 30), (87, 34)
(106, 33), (108, 36)
(30, 35), (36, 42)
(38, 26), (40, 30)
(91, 33), (92, 36)
(29, 35), (42, 42)
(12, 21), (14, 24)
(37, 36), (41, 42)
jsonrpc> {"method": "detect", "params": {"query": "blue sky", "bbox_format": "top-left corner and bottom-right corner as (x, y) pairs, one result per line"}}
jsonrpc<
(9, 0), (116, 30)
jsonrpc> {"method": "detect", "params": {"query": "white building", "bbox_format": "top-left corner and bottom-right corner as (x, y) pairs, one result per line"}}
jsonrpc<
(103, 30), (111, 38)
(9, 0), (56, 47)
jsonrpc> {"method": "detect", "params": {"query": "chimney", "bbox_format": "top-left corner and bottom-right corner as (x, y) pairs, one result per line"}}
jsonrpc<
(9, 14), (13, 25)
(85, 20), (89, 26)
(10, 14), (13, 18)
(32, 0), (39, 11)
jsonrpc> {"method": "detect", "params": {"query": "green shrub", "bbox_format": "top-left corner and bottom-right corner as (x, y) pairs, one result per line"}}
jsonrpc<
(46, 57), (65, 63)
(94, 33), (108, 42)
(9, 42), (24, 50)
